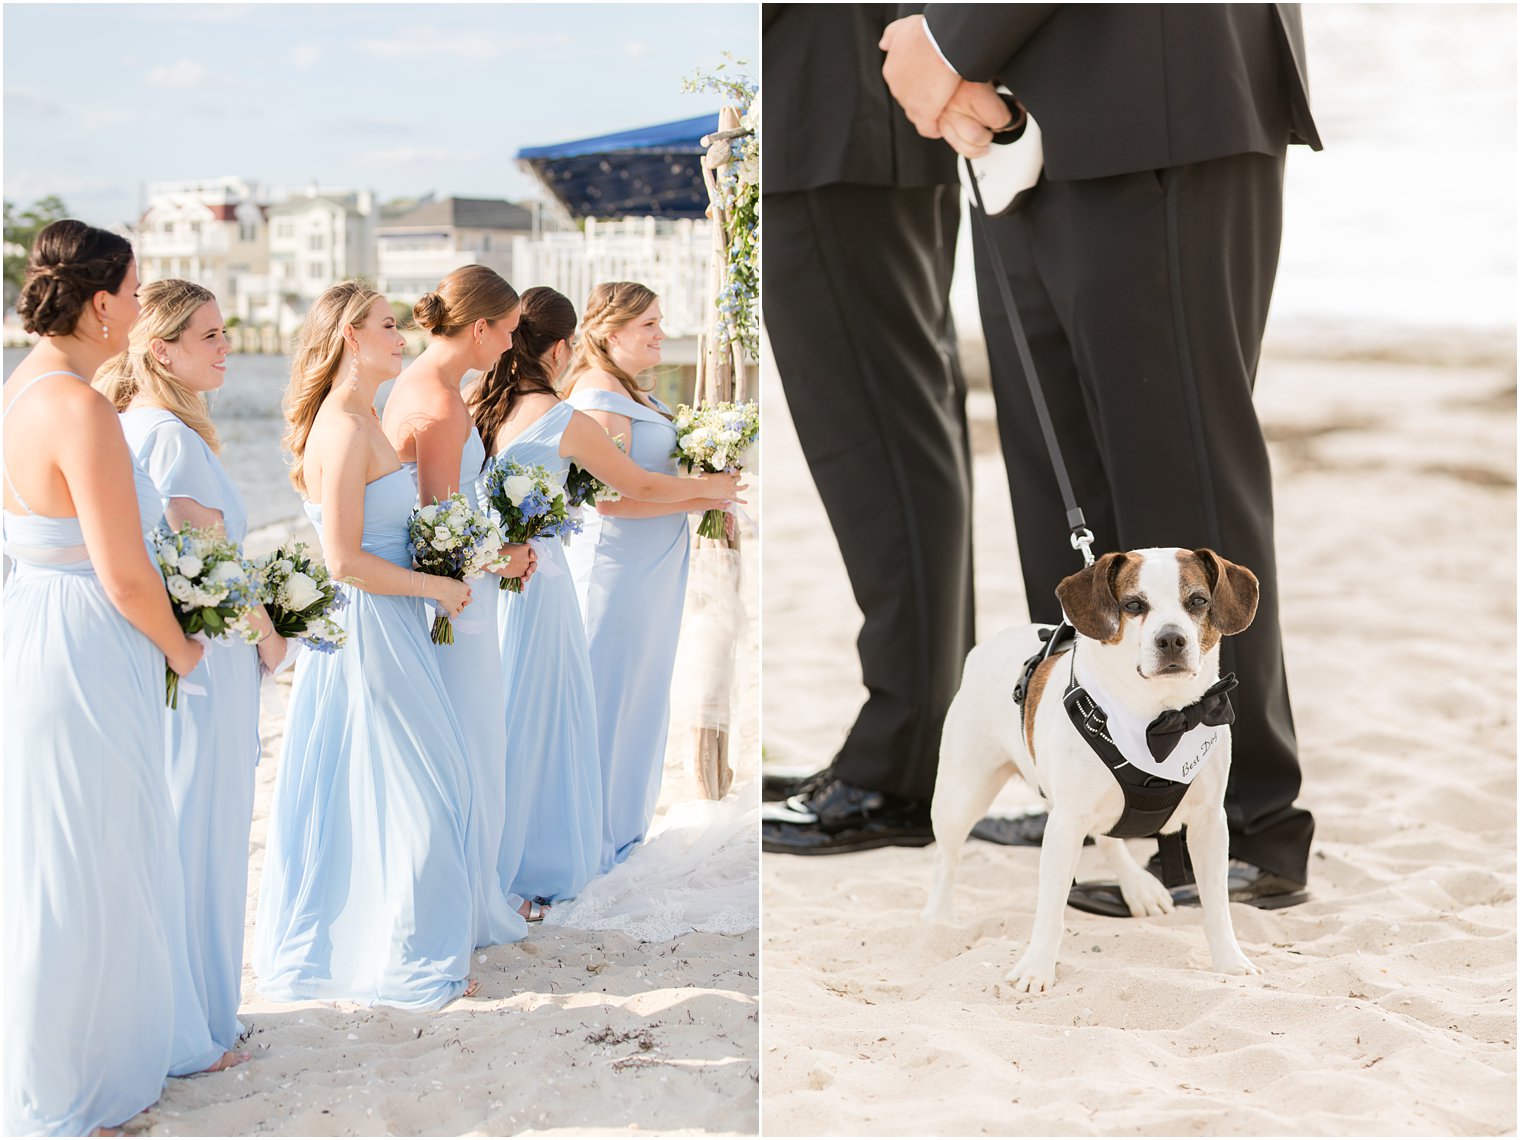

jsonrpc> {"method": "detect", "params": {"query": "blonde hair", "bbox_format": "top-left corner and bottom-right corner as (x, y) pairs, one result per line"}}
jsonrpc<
(94, 278), (222, 452)
(413, 264), (518, 338)
(564, 281), (660, 403)
(281, 280), (383, 494)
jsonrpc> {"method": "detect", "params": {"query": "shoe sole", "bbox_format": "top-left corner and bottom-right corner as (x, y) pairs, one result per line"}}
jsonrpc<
(762, 833), (936, 856)
(1067, 882), (1312, 917)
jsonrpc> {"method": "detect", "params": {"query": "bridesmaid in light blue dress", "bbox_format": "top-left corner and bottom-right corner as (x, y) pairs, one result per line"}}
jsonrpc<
(254, 282), (486, 1010)
(469, 287), (739, 905)
(563, 282), (732, 868)
(381, 265), (539, 936)
(3, 223), (240, 1137)
(100, 280), (289, 1059)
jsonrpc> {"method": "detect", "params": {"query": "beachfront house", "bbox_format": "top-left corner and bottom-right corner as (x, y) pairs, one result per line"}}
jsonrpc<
(262, 187), (377, 333)
(375, 196), (536, 305)
(133, 176), (270, 325)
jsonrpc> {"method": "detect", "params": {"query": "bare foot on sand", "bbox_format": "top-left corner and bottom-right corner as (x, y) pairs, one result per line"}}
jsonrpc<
(201, 1049), (252, 1073)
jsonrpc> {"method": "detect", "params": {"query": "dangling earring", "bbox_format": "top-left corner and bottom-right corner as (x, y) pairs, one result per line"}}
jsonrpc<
(101, 319), (109, 341)
(347, 357), (360, 391)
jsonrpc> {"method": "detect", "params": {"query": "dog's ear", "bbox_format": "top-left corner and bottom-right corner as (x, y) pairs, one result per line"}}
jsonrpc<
(1056, 552), (1129, 643)
(1193, 548), (1259, 636)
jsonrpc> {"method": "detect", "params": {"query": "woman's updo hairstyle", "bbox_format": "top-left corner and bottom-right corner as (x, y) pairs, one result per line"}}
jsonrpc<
(412, 264), (519, 339)
(565, 280), (659, 400)
(469, 286), (577, 459)
(15, 219), (134, 337)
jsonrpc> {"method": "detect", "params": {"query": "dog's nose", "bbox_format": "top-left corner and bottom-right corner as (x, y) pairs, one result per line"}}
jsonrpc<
(1154, 626), (1189, 656)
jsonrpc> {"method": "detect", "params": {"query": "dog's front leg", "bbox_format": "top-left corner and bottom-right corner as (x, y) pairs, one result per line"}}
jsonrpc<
(1189, 807), (1262, 976)
(1094, 835), (1174, 917)
(1007, 810), (1087, 993)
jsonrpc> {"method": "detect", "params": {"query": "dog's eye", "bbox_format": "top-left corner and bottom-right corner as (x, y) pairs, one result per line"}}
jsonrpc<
(1187, 594), (1209, 609)
(1122, 598), (1146, 614)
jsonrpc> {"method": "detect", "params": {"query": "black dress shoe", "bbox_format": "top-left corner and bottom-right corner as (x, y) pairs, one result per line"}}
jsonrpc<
(762, 768), (829, 803)
(762, 777), (933, 855)
(971, 811), (1092, 848)
(1066, 857), (1310, 917)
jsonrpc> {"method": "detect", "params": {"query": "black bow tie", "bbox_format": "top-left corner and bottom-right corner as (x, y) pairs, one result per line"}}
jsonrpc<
(1145, 674), (1239, 761)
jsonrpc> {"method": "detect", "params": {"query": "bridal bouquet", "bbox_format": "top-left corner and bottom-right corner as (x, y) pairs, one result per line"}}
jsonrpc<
(255, 541), (347, 654)
(671, 400), (759, 540)
(565, 435), (623, 512)
(152, 524), (261, 708)
(407, 493), (508, 643)
(480, 458), (577, 593)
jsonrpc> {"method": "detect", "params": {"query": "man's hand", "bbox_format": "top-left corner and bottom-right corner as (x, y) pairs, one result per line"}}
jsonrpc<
(937, 82), (1021, 159)
(880, 14), (961, 138)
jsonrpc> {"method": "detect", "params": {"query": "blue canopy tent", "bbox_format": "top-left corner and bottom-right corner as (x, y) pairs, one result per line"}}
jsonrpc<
(516, 113), (719, 221)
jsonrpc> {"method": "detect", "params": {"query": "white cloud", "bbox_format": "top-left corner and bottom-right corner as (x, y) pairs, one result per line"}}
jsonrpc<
(146, 61), (208, 88)
(290, 43), (321, 70)
(360, 147), (471, 167)
(358, 28), (571, 61)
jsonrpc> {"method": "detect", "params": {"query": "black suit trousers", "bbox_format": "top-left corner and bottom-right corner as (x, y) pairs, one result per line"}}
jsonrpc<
(975, 151), (1315, 883)
(765, 183), (974, 801)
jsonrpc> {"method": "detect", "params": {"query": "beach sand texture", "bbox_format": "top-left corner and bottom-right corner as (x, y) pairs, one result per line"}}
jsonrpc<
(133, 523), (759, 1137)
(759, 347), (1516, 1136)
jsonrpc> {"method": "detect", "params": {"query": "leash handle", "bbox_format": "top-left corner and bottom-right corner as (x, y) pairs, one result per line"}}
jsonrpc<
(963, 157), (1096, 568)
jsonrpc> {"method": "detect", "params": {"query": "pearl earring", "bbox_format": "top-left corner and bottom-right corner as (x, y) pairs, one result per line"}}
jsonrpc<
(101, 320), (109, 340)
(348, 358), (360, 390)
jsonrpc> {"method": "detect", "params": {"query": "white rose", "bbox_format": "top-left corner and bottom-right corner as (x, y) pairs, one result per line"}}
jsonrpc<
(283, 570), (323, 612)
(275, 558), (295, 575)
(711, 448), (729, 471)
(177, 554), (204, 579)
(157, 543), (179, 570)
(206, 561), (244, 587)
(501, 474), (534, 505)
(166, 575), (194, 601)
(419, 503), (440, 524)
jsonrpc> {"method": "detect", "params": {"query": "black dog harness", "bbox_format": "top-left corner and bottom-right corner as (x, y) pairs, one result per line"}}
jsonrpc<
(1013, 623), (1239, 844)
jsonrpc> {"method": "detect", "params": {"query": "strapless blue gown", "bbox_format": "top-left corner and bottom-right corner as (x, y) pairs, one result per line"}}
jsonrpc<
(253, 466), (485, 1010)
(3, 374), (219, 1135)
(122, 407), (261, 1055)
(405, 428), (528, 947)
(484, 401), (604, 902)
(564, 389), (690, 868)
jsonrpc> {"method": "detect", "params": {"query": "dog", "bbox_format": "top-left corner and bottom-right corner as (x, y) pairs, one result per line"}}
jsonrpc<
(923, 547), (1264, 993)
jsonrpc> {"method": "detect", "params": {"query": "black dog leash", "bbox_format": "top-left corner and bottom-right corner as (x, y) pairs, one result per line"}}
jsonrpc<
(965, 155), (1191, 889)
(963, 155), (1094, 571)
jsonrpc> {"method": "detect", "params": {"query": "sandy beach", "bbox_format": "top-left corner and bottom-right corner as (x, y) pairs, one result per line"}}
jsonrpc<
(132, 521), (760, 1137)
(759, 340), (1516, 1135)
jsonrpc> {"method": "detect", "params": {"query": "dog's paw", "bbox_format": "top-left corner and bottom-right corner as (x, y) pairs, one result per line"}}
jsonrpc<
(1211, 949), (1262, 976)
(1119, 873), (1175, 917)
(1005, 956), (1057, 994)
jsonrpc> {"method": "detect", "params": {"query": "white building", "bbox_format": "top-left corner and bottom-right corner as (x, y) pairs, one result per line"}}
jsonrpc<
(263, 187), (376, 331)
(133, 176), (269, 322)
(510, 215), (713, 360)
(375, 197), (535, 303)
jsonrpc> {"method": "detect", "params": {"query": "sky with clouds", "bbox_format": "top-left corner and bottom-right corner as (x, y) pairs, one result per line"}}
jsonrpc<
(3, 2), (758, 226)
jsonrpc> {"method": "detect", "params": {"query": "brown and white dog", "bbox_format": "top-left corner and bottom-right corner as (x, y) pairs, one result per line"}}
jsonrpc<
(923, 547), (1263, 993)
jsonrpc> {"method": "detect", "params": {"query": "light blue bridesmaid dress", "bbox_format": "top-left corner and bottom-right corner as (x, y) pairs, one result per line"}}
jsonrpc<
(253, 466), (487, 1010)
(564, 388), (690, 868)
(3, 372), (219, 1136)
(484, 401), (604, 902)
(404, 427), (528, 947)
(121, 406), (261, 1056)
